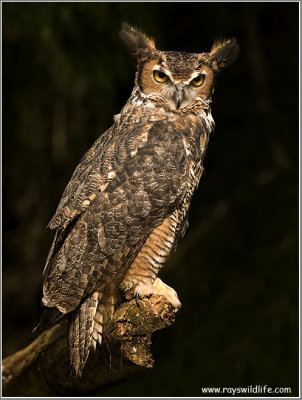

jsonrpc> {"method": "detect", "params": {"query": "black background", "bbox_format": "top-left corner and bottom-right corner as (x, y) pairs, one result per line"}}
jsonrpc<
(3, 2), (299, 397)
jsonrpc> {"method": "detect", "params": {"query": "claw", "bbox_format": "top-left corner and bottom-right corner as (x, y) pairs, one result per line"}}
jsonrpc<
(135, 291), (141, 308)
(132, 278), (181, 311)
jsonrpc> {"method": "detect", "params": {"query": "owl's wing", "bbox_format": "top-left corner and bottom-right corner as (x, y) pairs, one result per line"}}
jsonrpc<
(42, 120), (189, 315)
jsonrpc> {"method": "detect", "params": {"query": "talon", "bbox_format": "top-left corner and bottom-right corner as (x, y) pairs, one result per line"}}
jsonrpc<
(174, 303), (182, 313)
(136, 291), (141, 308)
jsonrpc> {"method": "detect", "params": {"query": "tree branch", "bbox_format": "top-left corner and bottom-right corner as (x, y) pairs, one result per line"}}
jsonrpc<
(2, 296), (176, 396)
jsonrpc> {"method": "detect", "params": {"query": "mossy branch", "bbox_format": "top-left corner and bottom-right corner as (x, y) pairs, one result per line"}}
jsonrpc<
(2, 296), (176, 396)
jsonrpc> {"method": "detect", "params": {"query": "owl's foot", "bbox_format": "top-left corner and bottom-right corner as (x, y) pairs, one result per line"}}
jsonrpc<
(134, 277), (181, 311)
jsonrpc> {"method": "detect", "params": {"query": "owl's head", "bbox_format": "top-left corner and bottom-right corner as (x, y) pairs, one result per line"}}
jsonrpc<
(120, 23), (239, 111)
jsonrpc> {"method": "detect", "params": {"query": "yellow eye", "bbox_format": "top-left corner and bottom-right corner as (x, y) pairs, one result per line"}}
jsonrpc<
(153, 70), (169, 83)
(191, 74), (205, 87)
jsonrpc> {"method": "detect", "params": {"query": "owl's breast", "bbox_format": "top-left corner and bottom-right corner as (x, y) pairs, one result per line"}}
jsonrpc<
(171, 113), (210, 166)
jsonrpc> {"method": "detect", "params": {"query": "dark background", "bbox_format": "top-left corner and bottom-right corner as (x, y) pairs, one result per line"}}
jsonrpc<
(3, 2), (299, 397)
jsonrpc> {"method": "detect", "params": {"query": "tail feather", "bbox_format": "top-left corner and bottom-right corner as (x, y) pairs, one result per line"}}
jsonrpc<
(67, 285), (120, 377)
(92, 308), (104, 350)
(68, 291), (99, 377)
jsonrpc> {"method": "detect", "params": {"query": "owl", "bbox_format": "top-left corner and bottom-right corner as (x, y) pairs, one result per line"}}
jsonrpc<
(41, 23), (239, 377)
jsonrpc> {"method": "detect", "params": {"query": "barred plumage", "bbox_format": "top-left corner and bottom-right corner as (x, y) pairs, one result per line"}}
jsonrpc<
(41, 22), (239, 377)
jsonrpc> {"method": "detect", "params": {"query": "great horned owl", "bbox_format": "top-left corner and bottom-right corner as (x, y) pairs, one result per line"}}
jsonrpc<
(42, 23), (239, 376)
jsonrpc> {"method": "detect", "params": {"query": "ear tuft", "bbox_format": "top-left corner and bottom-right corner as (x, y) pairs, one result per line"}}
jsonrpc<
(209, 37), (239, 70)
(119, 22), (156, 59)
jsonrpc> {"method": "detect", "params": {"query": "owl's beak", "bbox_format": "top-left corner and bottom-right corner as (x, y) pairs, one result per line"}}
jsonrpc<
(173, 85), (185, 110)
(163, 83), (190, 110)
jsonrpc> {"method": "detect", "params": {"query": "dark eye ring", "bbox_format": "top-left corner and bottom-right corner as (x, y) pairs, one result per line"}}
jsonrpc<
(153, 70), (169, 83)
(191, 74), (206, 87)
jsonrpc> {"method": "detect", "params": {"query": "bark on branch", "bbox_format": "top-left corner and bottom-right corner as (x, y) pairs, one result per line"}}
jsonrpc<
(2, 296), (176, 396)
